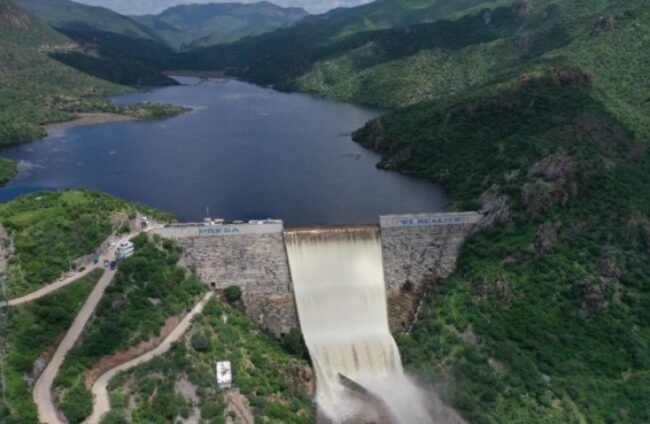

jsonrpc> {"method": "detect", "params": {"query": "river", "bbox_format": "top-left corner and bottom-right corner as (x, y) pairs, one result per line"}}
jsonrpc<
(0, 77), (446, 224)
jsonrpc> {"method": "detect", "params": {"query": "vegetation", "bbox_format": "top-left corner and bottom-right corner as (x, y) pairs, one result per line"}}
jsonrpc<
(53, 234), (206, 423)
(0, 189), (173, 297)
(135, 2), (308, 50)
(355, 69), (650, 422)
(0, 0), (187, 150)
(14, 0), (159, 40)
(186, 0), (517, 85)
(224, 285), (242, 303)
(0, 156), (17, 185)
(105, 298), (314, 423)
(1, 269), (103, 424)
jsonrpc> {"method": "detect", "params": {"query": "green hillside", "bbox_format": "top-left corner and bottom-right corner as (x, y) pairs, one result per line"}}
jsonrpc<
(354, 65), (650, 422)
(2, 270), (103, 424)
(15, 0), (157, 40)
(14, 0), (178, 85)
(104, 297), (315, 423)
(0, 189), (172, 297)
(295, 0), (650, 129)
(186, 0), (515, 84)
(136, 1), (309, 50)
(0, 0), (117, 156)
(0, 0), (186, 153)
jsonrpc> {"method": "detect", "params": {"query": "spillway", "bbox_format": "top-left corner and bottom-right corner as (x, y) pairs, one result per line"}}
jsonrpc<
(284, 226), (431, 423)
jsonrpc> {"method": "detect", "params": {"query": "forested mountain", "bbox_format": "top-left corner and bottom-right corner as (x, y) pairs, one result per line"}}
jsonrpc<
(16, 0), (310, 51)
(338, 1), (650, 422)
(356, 64), (650, 424)
(0, 0), (184, 147)
(14, 0), (158, 40)
(185, 0), (650, 421)
(0, 0), (118, 143)
(184, 0), (517, 82)
(135, 1), (309, 49)
(14, 0), (178, 85)
(1, 0), (649, 422)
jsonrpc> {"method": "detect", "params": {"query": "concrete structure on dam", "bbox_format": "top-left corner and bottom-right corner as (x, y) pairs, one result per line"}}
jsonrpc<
(152, 212), (482, 336)
(153, 221), (297, 336)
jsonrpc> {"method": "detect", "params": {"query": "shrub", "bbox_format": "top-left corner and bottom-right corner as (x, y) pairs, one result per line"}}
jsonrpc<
(59, 384), (92, 424)
(280, 328), (308, 359)
(191, 332), (210, 352)
(224, 285), (242, 303)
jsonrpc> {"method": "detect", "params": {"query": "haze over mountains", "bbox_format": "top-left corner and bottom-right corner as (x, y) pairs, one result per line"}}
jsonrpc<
(134, 1), (309, 49)
(1, 0), (650, 423)
(16, 0), (309, 50)
(76, 0), (372, 15)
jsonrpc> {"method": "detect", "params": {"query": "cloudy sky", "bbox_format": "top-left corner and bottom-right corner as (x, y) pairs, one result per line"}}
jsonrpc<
(75, 0), (374, 15)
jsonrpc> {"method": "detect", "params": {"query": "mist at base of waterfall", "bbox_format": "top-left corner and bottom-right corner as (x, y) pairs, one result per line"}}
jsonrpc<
(284, 226), (434, 423)
(320, 373), (433, 424)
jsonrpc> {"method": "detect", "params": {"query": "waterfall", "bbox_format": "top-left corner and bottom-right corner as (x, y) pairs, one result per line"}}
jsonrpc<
(284, 226), (431, 423)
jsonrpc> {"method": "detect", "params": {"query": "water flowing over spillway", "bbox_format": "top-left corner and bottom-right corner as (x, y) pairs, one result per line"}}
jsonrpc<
(284, 226), (431, 423)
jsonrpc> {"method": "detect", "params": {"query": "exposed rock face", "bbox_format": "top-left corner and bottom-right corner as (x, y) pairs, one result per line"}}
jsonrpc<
(511, 0), (533, 16)
(529, 153), (574, 181)
(523, 153), (576, 216)
(481, 9), (492, 24)
(534, 221), (559, 254)
(494, 278), (512, 303)
(0, 0), (31, 30)
(475, 192), (511, 232)
(592, 16), (614, 35)
(548, 65), (593, 86)
(575, 276), (609, 312)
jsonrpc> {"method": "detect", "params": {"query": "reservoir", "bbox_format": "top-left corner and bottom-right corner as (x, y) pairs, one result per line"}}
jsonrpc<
(0, 77), (446, 224)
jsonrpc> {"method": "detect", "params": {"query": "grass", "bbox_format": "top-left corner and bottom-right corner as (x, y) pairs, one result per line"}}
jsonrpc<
(105, 297), (315, 424)
(0, 269), (103, 424)
(0, 189), (173, 297)
(53, 234), (206, 423)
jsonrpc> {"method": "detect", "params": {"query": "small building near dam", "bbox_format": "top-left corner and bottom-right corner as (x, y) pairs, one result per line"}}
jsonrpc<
(116, 240), (135, 261)
(151, 212), (483, 336)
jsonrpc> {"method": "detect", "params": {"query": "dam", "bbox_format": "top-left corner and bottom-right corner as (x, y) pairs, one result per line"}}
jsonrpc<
(152, 212), (482, 421)
(285, 226), (431, 422)
(153, 212), (482, 336)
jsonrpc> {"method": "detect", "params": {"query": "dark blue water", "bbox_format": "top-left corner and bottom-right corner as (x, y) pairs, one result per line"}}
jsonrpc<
(0, 77), (446, 224)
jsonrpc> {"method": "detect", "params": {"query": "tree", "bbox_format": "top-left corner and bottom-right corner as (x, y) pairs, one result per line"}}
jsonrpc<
(191, 332), (210, 351)
(224, 285), (242, 303)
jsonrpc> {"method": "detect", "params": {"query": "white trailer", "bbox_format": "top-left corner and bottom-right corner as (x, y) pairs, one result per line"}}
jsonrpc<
(216, 361), (232, 389)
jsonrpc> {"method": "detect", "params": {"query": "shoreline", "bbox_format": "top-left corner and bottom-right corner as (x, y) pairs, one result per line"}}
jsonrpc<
(164, 69), (230, 78)
(44, 113), (135, 136)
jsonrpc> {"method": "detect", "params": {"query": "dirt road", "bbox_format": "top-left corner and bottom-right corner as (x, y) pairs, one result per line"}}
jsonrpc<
(4, 224), (162, 307)
(32, 266), (117, 424)
(86, 292), (213, 424)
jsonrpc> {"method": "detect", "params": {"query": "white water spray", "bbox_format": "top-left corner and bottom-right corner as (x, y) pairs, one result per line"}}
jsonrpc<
(284, 226), (431, 423)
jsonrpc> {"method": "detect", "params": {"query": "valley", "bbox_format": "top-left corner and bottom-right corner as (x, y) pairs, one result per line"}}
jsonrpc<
(1, 0), (649, 423)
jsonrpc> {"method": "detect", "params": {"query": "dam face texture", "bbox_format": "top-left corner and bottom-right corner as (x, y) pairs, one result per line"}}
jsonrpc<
(152, 212), (481, 337)
(154, 213), (480, 421)
(154, 221), (297, 336)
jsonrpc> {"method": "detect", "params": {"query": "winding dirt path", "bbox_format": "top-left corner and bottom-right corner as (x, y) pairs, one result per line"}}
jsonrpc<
(86, 292), (213, 424)
(30, 224), (165, 423)
(33, 266), (117, 424)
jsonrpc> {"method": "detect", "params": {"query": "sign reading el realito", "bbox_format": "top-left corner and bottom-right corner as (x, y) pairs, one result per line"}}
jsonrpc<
(380, 212), (482, 228)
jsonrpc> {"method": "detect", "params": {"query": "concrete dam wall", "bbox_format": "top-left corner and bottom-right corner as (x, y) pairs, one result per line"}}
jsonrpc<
(152, 212), (482, 336)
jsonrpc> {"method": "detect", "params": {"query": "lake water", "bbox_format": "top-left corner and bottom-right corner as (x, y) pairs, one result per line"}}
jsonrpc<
(0, 77), (446, 224)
